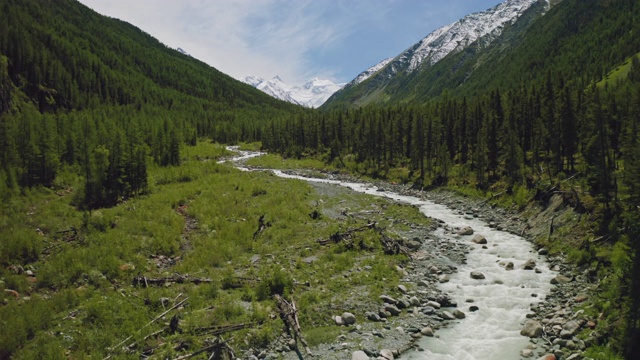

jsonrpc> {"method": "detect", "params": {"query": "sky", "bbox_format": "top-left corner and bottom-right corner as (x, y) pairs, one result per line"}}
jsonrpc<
(77, 0), (502, 85)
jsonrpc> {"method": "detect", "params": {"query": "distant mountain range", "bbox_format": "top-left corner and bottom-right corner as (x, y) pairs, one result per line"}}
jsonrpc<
(241, 76), (345, 108)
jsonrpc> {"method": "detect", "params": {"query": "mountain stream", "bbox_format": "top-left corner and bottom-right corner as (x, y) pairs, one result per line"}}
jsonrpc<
(226, 147), (555, 359)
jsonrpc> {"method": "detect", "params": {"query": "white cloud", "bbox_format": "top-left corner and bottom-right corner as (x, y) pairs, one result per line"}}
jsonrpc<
(79, 0), (362, 84)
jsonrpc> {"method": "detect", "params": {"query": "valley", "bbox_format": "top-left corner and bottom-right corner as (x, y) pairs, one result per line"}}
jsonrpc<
(1, 0), (640, 359)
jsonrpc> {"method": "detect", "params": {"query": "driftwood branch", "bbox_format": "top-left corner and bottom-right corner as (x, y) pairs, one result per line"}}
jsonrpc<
(192, 322), (255, 336)
(253, 215), (271, 241)
(174, 337), (236, 360)
(275, 294), (312, 357)
(317, 222), (376, 246)
(378, 229), (410, 255)
(133, 273), (212, 287)
(106, 296), (189, 359)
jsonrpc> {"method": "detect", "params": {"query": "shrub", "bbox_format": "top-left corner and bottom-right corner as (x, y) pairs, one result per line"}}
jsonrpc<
(255, 268), (293, 301)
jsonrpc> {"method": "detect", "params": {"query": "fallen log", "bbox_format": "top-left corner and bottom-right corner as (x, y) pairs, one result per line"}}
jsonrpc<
(317, 222), (376, 246)
(174, 337), (236, 360)
(106, 296), (189, 359)
(378, 229), (410, 256)
(275, 294), (312, 357)
(191, 322), (255, 336)
(133, 273), (212, 287)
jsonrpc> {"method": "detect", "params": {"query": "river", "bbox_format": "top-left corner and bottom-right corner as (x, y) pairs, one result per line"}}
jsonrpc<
(227, 147), (555, 359)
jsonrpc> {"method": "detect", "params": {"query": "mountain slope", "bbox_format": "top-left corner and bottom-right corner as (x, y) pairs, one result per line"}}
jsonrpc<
(242, 76), (344, 108)
(325, 0), (640, 109)
(323, 0), (545, 108)
(0, 0), (298, 115)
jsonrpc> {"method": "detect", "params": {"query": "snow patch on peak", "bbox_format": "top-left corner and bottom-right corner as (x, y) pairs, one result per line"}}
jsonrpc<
(403, 0), (539, 72)
(242, 76), (345, 108)
(352, 58), (394, 85)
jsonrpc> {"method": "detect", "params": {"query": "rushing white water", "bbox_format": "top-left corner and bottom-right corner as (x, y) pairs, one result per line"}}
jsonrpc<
(226, 149), (555, 359)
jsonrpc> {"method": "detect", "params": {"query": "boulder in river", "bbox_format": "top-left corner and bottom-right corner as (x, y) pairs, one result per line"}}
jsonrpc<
(523, 259), (536, 270)
(470, 271), (486, 280)
(520, 319), (543, 338)
(441, 311), (456, 320)
(458, 226), (474, 235)
(505, 262), (514, 270)
(472, 234), (487, 244)
(453, 309), (466, 319)
(421, 327), (435, 337)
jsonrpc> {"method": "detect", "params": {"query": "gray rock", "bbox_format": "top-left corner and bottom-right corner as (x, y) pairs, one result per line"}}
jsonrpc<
(420, 327), (434, 337)
(469, 305), (479, 312)
(551, 275), (572, 284)
(352, 350), (370, 360)
(417, 280), (429, 287)
(438, 274), (450, 283)
(505, 262), (515, 270)
(406, 240), (422, 250)
(366, 311), (381, 322)
(458, 226), (474, 235)
(422, 306), (436, 315)
(470, 271), (486, 280)
(384, 304), (401, 316)
(288, 338), (297, 350)
(538, 248), (549, 255)
(380, 295), (398, 304)
(472, 234), (487, 244)
(521, 348), (534, 358)
(379, 349), (394, 360)
(342, 312), (356, 325)
(397, 285), (408, 294)
(453, 309), (466, 319)
(521, 319), (543, 338)
(409, 296), (421, 307)
(334, 315), (344, 326)
(397, 297), (411, 309)
(426, 301), (441, 309)
(441, 311), (456, 320)
(560, 320), (581, 338)
(523, 259), (536, 270)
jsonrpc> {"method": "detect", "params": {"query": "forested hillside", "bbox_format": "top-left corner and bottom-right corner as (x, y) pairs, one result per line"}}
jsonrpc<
(1, 0), (640, 358)
(323, 0), (640, 108)
(262, 0), (640, 357)
(0, 0), (304, 207)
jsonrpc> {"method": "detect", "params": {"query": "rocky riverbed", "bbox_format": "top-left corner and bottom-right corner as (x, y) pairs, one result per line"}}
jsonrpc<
(236, 165), (599, 360)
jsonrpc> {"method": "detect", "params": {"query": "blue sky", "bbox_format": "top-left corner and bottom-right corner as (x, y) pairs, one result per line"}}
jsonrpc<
(78, 0), (501, 85)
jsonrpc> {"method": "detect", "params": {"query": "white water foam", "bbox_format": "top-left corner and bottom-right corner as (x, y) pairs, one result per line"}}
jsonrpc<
(269, 170), (554, 359)
(226, 151), (555, 359)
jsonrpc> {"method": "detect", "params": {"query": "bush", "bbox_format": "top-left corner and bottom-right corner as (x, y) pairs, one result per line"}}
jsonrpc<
(255, 268), (293, 301)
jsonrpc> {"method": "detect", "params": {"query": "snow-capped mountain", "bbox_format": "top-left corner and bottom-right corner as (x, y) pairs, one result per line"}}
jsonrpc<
(325, 0), (548, 108)
(351, 58), (394, 85)
(400, 0), (542, 72)
(242, 76), (345, 108)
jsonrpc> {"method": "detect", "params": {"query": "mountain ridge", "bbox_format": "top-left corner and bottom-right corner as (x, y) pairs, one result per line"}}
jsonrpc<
(324, 0), (550, 108)
(242, 75), (344, 108)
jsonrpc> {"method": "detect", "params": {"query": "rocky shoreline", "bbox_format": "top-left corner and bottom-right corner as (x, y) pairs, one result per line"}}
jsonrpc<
(241, 167), (598, 360)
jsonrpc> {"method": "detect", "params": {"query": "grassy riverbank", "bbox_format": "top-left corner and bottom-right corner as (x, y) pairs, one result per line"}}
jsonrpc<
(246, 150), (629, 359)
(0, 141), (433, 359)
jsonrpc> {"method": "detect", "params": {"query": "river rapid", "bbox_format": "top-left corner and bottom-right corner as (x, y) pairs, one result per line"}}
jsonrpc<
(227, 148), (555, 359)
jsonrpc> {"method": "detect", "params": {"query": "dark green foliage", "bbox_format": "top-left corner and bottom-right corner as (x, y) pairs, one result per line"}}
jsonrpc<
(0, 0), (304, 209)
(323, 0), (640, 109)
